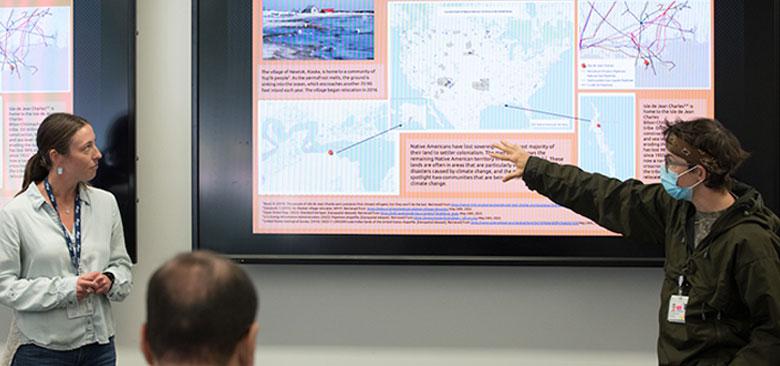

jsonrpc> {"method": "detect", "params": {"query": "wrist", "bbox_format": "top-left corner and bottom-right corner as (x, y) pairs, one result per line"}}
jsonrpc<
(102, 271), (115, 291)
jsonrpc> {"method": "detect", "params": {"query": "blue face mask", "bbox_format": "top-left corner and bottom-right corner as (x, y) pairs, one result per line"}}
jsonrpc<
(660, 164), (703, 201)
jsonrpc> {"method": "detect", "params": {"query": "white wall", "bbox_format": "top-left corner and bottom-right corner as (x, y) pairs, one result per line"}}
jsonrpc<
(2, 0), (664, 364)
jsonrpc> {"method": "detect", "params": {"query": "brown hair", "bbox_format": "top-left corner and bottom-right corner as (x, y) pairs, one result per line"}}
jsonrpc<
(146, 250), (258, 364)
(18, 113), (89, 195)
(663, 118), (750, 190)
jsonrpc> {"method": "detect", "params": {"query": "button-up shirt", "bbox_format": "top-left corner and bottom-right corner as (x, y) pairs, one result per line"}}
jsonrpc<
(0, 183), (132, 350)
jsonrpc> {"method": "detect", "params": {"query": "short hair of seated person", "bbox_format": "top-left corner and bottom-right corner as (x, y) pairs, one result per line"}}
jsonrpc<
(142, 250), (258, 366)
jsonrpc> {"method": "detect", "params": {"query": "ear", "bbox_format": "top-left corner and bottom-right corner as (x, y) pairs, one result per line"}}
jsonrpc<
(237, 322), (259, 366)
(140, 323), (156, 365)
(48, 148), (63, 167)
(695, 165), (708, 181)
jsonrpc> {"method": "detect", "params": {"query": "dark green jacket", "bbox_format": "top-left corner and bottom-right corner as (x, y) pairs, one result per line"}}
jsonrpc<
(523, 157), (780, 365)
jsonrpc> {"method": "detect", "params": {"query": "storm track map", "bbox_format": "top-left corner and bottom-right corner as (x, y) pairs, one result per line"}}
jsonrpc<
(578, 1), (710, 89)
(0, 6), (70, 91)
(1, 2), (72, 207)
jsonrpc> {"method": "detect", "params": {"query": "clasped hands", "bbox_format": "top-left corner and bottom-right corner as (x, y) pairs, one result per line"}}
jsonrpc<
(76, 272), (112, 301)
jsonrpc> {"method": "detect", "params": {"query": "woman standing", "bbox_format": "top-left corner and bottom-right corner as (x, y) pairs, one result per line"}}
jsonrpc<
(0, 113), (132, 365)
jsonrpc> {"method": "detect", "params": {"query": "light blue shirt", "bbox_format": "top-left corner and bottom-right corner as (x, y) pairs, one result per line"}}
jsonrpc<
(0, 183), (133, 350)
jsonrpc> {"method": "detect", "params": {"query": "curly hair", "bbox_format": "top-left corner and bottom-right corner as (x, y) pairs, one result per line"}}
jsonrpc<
(663, 118), (750, 190)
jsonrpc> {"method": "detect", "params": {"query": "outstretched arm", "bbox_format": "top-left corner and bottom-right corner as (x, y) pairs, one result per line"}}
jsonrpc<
(489, 140), (672, 245)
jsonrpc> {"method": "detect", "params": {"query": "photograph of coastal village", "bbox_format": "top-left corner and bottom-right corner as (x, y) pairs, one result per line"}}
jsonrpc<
(262, 0), (375, 60)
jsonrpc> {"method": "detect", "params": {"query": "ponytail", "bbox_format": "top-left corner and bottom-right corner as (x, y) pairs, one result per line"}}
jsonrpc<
(17, 151), (50, 196)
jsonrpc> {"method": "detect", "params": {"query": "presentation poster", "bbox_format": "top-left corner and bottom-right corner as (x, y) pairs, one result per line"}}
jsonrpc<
(0, 0), (72, 207)
(252, 0), (714, 236)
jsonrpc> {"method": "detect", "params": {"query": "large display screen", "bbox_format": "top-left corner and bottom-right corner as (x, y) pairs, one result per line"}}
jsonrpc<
(253, 0), (712, 236)
(1, 0), (136, 260)
(195, 0), (778, 264)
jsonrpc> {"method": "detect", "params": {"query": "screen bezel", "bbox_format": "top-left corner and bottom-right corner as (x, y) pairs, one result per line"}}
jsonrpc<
(75, 0), (137, 262)
(192, 0), (778, 265)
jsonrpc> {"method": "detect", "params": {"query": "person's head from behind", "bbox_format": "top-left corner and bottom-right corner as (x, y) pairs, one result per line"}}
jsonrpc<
(142, 250), (259, 366)
(662, 118), (749, 195)
(18, 112), (102, 195)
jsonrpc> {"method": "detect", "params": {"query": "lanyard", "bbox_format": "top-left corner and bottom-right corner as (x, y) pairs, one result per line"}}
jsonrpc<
(43, 178), (81, 273)
(678, 275), (685, 295)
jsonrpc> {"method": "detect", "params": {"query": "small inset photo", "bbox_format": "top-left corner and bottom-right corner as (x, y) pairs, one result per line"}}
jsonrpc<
(262, 1), (374, 60)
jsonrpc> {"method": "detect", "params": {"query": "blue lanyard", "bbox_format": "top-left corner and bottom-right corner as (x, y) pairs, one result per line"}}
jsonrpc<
(43, 178), (81, 273)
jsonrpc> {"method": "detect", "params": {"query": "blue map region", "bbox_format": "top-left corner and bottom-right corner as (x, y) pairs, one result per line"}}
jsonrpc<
(578, 94), (636, 181)
(260, 102), (395, 194)
(2, 46), (69, 92)
(389, 2), (573, 132)
(480, 48), (573, 130)
(634, 41), (709, 88)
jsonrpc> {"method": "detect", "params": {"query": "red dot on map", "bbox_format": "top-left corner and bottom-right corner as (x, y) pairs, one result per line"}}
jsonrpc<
(597, 123), (601, 128)
(581, 63), (586, 69)
(644, 59), (649, 65)
(328, 150), (334, 156)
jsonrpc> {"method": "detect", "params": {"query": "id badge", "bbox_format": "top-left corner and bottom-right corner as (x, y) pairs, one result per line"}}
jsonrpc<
(66, 298), (95, 319)
(667, 295), (689, 324)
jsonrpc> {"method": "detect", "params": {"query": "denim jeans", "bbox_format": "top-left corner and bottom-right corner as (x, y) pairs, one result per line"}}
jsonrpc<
(11, 337), (115, 366)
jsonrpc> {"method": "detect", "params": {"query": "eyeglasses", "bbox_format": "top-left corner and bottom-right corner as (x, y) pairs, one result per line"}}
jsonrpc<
(665, 154), (694, 170)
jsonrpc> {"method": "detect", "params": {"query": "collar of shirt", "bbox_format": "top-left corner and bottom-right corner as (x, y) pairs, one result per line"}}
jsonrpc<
(24, 182), (93, 211)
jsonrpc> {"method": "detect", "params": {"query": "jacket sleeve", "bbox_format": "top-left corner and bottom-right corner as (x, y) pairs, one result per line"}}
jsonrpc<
(103, 196), (133, 302)
(521, 156), (671, 245)
(729, 237), (780, 365)
(0, 209), (79, 311)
